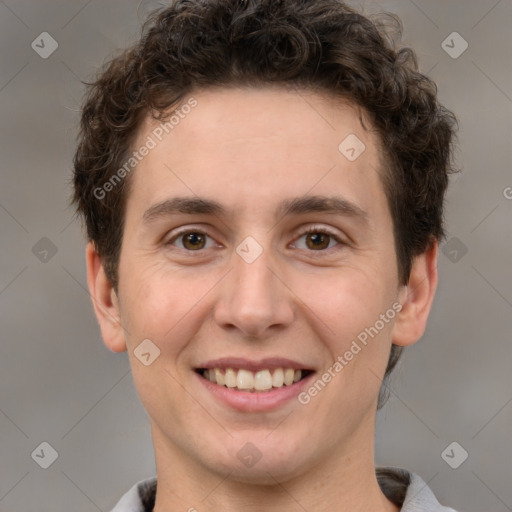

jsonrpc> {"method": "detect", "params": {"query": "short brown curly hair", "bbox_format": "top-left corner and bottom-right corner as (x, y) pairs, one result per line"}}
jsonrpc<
(72, 0), (457, 408)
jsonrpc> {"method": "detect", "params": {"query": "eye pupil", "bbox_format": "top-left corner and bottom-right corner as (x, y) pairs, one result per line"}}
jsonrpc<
(306, 232), (329, 250)
(183, 232), (205, 250)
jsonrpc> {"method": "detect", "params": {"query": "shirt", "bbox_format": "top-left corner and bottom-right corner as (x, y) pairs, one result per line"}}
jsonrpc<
(110, 466), (458, 511)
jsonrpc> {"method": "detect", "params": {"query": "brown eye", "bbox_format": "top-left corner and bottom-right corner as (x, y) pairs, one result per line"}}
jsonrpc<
(304, 232), (330, 250)
(167, 230), (216, 251)
(293, 227), (344, 252)
(181, 232), (206, 250)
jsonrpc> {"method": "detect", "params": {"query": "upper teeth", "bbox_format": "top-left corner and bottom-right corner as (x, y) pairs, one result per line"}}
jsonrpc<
(202, 368), (303, 392)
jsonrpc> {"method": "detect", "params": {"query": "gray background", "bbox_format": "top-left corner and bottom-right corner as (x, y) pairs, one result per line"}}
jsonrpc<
(1, 1), (511, 511)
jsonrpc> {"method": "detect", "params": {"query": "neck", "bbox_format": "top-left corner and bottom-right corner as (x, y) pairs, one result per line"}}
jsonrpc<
(151, 420), (399, 512)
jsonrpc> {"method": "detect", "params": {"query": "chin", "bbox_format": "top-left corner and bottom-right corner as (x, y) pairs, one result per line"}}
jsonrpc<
(203, 438), (314, 484)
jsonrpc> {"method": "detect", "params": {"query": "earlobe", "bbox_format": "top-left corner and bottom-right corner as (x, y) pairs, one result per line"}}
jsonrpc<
(85, 242), (127, 353)
(392, 241), (439, 347)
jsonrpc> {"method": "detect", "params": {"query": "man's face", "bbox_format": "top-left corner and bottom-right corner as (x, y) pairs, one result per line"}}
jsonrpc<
(104, 87), (408, 481)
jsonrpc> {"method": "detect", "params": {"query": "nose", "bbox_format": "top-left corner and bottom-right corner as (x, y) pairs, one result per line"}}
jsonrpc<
(213, 241), (294, 339)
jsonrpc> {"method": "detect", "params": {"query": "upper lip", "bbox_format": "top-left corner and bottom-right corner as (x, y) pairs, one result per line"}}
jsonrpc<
(195, 357), (315, 372)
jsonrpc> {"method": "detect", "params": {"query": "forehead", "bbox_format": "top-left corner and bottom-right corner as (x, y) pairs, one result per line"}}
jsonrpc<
(127, 86), (387, 223)
(140, 85), (376, 150)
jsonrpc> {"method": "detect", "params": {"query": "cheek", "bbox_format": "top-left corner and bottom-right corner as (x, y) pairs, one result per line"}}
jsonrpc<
(119, 258), (223, 360)
(119, 259), (189, 344)
(298, 266), (397, 397)
(119, 262), (208, 422)
(299, 267), (389, 340)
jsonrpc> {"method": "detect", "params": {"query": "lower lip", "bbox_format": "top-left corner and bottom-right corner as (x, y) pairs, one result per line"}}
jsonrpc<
(195, 371), (315, 412)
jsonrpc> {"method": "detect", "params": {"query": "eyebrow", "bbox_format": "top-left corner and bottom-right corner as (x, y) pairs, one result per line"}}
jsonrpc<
(142, 194), (368, 225)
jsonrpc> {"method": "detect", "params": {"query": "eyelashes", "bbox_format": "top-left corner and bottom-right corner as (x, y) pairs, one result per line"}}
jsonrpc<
(293, 226), (345, 251)
(165, 225), (346, 254)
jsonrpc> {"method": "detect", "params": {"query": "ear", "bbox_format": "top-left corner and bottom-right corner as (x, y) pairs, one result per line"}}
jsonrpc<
(85, 242), (127, 353)
(392, 240), (439, 347)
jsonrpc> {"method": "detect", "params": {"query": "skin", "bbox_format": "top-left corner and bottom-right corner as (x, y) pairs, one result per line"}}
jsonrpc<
(87, 86), (438, 512)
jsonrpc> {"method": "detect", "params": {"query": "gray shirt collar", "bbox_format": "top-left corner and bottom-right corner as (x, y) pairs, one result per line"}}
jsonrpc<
(111, 467), (457, 512)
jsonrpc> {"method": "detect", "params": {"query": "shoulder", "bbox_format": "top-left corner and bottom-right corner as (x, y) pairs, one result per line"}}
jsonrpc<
(111, 469), (458, 512)
(377, 466), (458, 511)
(110, 476), (157, 512)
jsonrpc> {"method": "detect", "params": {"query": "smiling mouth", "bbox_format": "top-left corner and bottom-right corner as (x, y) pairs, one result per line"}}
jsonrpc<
(195, 367), (314, 393)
